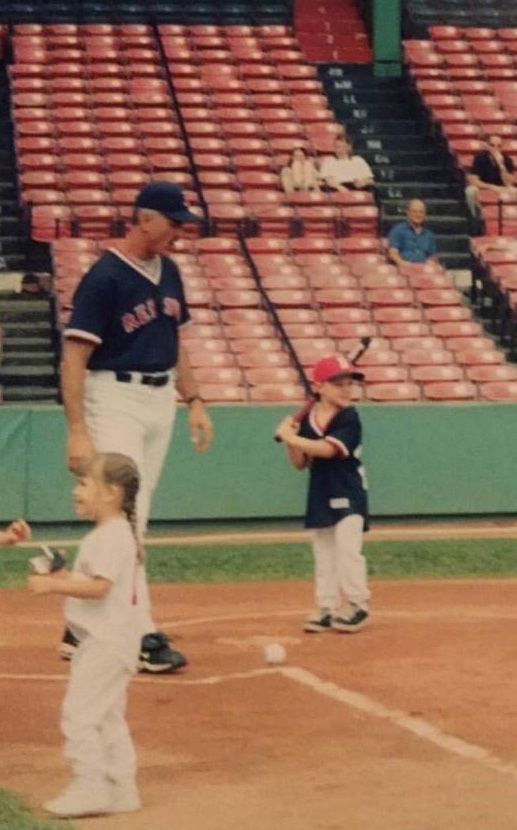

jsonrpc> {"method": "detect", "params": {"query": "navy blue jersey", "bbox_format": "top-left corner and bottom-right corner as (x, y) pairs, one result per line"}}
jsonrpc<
(300, 405), (369, 529)
(64, 249), (190, 372)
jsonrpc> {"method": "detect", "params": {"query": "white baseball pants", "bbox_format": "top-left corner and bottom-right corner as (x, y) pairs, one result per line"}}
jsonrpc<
(310, 514), (371, 612)
(62, 637), (137, 787)
(84, 371), (177, 632)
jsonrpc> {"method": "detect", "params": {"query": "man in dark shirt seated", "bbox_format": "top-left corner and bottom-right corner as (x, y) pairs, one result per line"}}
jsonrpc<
(465, 134), (515, 231)
(387, 199), (437, 266)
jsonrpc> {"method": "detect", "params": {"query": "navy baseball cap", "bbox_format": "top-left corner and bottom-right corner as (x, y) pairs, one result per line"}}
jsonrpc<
(135, 182), (201, 223)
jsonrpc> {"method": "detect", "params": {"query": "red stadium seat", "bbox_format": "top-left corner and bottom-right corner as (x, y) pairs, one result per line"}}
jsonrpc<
(423, 305), (472, 322)
(401, 347), (454, 366)
(479, 381), (517, 401)
(361, 365), (410, 383)
(185, 356), (241, 376)
(320, 307), (371, 324)
(372, 306), (424, 323)
(416, 288), (464, 306)
(248, 384), (305, 402)
(409, 364), (464, 382)
(366, 288), (415, 306)
(378, 321), (430, 338)
(365, 382), (420, 402)
(422, 381), (478, 401)
(236, 350), (291, 368)
(455, 348), (505, 366)
(465, 364), (517, 382)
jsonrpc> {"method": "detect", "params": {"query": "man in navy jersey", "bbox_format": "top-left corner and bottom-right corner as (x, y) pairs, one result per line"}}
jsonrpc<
(275, 354), (370, 634)
(60, 182), (213, 673)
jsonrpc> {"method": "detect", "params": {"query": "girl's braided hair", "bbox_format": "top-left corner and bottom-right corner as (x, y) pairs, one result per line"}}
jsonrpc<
(91, 452), (142, 559)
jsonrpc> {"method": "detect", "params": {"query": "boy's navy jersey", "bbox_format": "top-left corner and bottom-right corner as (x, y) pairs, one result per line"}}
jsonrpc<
(300, 405), (369, 529)
(65, 249), (190, 373)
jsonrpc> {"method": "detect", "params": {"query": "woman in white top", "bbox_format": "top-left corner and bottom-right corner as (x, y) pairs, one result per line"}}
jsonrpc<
(28, 452), (146, 819)
(280, 146), (321, 194)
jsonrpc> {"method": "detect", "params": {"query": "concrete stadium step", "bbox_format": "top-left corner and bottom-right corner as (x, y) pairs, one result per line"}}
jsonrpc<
(0, 236), (30, 255)
(0, 319), (53, 336)
(331, 103), (412, 123)
(0, 385), (59, 403)
(327, 89), (410, 107)
(1, 350), (55, 367)
(0, 297), (52, 322)
(349, 120), (423, 136)
(0, 253), (30, 271)
(361, 148), (442, 167)
(354, 135), (437, 153)
(0, 216), (25, 235)
(376, 165), (443, 183)
(0, 364), (58, 387)
(2, 335), (54, 352)
(375, 182), (459, 201)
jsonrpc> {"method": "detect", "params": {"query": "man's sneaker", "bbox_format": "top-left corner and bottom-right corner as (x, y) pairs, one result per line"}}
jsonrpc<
(331, 602), (369, 633)
(107, 781), (141, 813)
(138, 630), (188, 674)
(303, 608), (333, 633)
(58, 626), (80, 660)
(45, 778), (109, 818)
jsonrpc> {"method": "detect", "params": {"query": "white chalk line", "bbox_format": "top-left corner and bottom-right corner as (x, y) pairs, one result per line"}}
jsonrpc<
(0, 669), (275, 685)
(160, 607), (517, 629)
(1, 664), (517, 781)
(10, 521), (517, 551)
(18, 605), (517, 633)
(281, 666), (517, 780)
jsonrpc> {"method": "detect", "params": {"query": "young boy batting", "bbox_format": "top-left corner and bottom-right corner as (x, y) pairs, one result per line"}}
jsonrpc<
(274, 354), (371, 633)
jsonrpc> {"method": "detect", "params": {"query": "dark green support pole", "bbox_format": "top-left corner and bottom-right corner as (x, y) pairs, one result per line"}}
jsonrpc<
(373, 0), (402, 77)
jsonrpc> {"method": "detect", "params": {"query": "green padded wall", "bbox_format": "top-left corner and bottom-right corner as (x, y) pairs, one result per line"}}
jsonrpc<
(0, 402), (516, 522)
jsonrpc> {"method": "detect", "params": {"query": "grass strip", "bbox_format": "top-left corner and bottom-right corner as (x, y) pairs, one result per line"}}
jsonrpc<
(0, 790), (76, 830)
(3, 538), (517, 589)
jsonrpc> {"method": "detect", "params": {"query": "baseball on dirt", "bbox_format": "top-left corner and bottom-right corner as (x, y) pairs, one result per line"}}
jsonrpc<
(264, 643), (286, 665)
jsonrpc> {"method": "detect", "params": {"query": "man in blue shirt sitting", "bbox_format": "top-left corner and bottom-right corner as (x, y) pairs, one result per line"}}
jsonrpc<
(387, 199), (437, 267)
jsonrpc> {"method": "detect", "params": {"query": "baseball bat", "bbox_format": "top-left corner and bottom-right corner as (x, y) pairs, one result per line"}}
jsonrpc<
(274, 336), (371, 442)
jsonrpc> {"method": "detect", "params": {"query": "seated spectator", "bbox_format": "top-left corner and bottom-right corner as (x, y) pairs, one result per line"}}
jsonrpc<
(465, 134), (516, 232)
(319, 136), (374, 192)
(280, 146), (320, 194)
(388, 199), (437, 266)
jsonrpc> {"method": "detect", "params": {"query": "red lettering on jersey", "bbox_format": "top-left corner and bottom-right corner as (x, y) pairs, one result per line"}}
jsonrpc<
(122, 312), (139, 333)
(134, 300), (157, 325)
(122, 299), (158, 333)
(121, 298), (177, 333)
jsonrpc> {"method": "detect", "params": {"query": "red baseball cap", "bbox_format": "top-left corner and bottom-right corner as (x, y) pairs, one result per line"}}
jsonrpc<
(312, 354), (365, 384)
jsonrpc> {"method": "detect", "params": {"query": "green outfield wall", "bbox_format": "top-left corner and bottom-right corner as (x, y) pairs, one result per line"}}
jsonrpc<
(0, 403), (516, 522)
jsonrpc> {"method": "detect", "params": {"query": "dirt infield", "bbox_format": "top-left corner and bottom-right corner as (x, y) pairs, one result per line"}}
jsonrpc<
(3, 569), (517, 830)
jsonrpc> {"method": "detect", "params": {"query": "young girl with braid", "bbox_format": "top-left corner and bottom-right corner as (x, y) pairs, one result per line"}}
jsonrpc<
(28, 452), (146, 818)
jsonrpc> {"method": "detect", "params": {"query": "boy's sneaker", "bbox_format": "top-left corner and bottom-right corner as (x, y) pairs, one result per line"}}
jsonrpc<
(45, 778), (109, 818)
(303, 608), (333, 633)
(138, 631), (188, 674)
(331, 602), (369, 633)
(58, 626), (80, 660)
